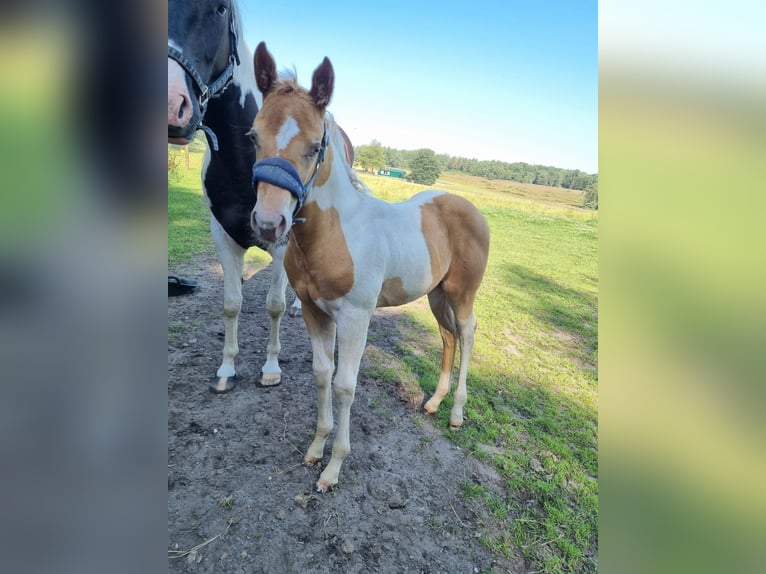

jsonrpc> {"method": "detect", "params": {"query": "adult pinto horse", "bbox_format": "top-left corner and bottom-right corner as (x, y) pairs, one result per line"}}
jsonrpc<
(249, 43), (490, 492)
(167, 1), (354, 392)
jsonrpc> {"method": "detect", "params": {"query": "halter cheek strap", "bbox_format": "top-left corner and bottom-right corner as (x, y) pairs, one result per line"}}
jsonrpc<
(251, 127), (328, 219)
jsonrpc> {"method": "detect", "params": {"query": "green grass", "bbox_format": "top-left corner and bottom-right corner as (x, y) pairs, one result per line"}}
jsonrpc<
(359, 172), (598, 573)
(168, 149), (212, 264)
(168, 158), (598, 572)
(168, 147), (271, 269)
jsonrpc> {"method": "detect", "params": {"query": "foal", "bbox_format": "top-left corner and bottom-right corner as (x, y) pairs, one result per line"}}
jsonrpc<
(250, 42), (490, 491)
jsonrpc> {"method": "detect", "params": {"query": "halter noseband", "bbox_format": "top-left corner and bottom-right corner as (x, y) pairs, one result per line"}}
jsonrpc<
(167, 12), (240, 151)
(251, 127), (328, 218)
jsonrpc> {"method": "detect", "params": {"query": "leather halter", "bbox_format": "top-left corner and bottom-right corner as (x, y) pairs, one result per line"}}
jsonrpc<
(251, 127), (328, 218)
(167, 11), (240, 150)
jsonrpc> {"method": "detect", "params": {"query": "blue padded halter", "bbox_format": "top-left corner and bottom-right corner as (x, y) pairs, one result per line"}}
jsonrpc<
(251, 127), (328, 218)
(251, 157), (307, 216)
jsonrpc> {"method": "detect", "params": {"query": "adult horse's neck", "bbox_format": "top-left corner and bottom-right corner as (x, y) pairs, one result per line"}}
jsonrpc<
(203, 38), (265, 250)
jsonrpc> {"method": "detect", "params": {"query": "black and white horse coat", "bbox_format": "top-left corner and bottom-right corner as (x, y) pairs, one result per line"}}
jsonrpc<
(168, 0), (296, 391)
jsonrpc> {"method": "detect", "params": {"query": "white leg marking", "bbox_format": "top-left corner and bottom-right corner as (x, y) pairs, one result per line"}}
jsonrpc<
(304, 312), (337, 464)
(450, 314), (477, 428)
(211, 217), (245, 380)
(316, 309), (372, 492)
(260, 243), (289, 385)
(424, 290), (457, 414)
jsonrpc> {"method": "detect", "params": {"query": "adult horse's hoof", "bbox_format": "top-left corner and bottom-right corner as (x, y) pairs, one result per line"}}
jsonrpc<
(209, 375), (236, 393)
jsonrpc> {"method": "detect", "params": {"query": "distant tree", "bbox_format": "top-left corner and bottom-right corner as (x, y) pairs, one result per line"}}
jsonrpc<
(582, 181), (598, 209)
(384, 147), (404, 168)
(350, 141), (597, 189)
(407, 148), (441, 185)
(354, 140), (385, 173)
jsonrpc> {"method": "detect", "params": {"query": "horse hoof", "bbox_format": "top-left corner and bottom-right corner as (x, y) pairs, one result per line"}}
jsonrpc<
(316, 479), (334, 493)
(422, 402), (439, 415)
(421, 392), (438, 414)
(209, 375), (236, 393)
(258, 372), (282, 387)
(304, 455), (322, 466)
(449, 421), (463, 431)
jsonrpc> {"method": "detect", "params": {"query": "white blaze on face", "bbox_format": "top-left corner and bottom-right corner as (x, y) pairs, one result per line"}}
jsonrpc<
(276, 115), (300, 152)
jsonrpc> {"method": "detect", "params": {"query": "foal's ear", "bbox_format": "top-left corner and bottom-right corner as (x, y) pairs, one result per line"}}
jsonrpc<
(309, 57), (334, 109)
(253, 41), (277, 95)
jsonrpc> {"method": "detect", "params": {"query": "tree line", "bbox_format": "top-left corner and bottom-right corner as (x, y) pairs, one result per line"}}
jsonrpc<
(354, 140), (598, 191)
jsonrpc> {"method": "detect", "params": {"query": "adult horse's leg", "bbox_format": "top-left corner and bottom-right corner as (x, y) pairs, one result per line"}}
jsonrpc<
(315, 307), (372, 492)
(210, 216), (245, 392)
(260, 242), (290, 386)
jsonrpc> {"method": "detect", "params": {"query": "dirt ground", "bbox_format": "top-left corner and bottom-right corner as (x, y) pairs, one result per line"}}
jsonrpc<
(168, 252), (526, 573)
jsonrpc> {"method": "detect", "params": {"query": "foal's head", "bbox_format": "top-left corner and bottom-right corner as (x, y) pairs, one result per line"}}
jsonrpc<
(168, 0), (239, 143)
(249, 42), (334, 243)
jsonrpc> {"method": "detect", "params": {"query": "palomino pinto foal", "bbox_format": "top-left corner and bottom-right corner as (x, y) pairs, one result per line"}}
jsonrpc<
(250, 42), (490, 492)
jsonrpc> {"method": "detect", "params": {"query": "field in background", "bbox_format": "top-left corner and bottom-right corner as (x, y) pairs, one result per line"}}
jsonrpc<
(359, 171), (598, 573)
(169, 154), (598, 572)
(440, 171), (588, 209)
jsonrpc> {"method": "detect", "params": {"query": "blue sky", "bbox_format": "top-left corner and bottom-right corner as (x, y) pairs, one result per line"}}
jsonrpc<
(239, 1), (597, 174)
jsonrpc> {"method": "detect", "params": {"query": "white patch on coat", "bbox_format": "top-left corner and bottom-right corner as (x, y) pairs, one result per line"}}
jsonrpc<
(276, 116), (300, 151)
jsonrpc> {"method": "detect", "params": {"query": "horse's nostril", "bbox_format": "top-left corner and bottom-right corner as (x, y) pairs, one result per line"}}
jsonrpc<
(177, 95), (189, 121)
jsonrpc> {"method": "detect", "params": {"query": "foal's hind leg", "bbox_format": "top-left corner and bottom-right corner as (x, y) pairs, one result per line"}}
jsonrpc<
(424, 285), (477, 428)
(423, 287), (457, 416)
(450, 312), (477, 428)
(210, 217), (245, 392)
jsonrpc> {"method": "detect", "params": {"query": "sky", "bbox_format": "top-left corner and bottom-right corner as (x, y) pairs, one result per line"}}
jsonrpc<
(600, 0), (765, 90)
(239, 0), (597, 174)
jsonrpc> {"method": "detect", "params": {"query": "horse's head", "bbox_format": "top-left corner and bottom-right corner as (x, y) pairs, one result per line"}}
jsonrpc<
(249, 42), (334, 243)
(168, 0), (239, 144)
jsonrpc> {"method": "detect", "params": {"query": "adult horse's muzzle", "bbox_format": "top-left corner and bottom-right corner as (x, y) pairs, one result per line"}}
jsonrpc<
(167, 58), (202, 144)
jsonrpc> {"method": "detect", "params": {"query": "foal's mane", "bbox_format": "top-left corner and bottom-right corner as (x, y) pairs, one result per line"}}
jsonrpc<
(269, 68), (370, 194)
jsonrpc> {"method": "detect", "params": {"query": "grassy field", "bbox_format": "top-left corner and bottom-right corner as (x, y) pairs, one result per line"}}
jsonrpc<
(361, 172), (597, 572)
(169, 154), (598, 572)
(168, 147), (270, 268)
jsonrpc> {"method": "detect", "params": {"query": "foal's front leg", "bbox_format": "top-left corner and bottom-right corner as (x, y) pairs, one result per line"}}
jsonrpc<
(301, 304), (337, 466)
(260, 242), (290, 386)
(315, 309), (372, 492)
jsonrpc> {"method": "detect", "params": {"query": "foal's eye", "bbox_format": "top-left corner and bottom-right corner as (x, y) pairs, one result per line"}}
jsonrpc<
(216, 3), (228, 16)
(307, 145), (320, 158)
